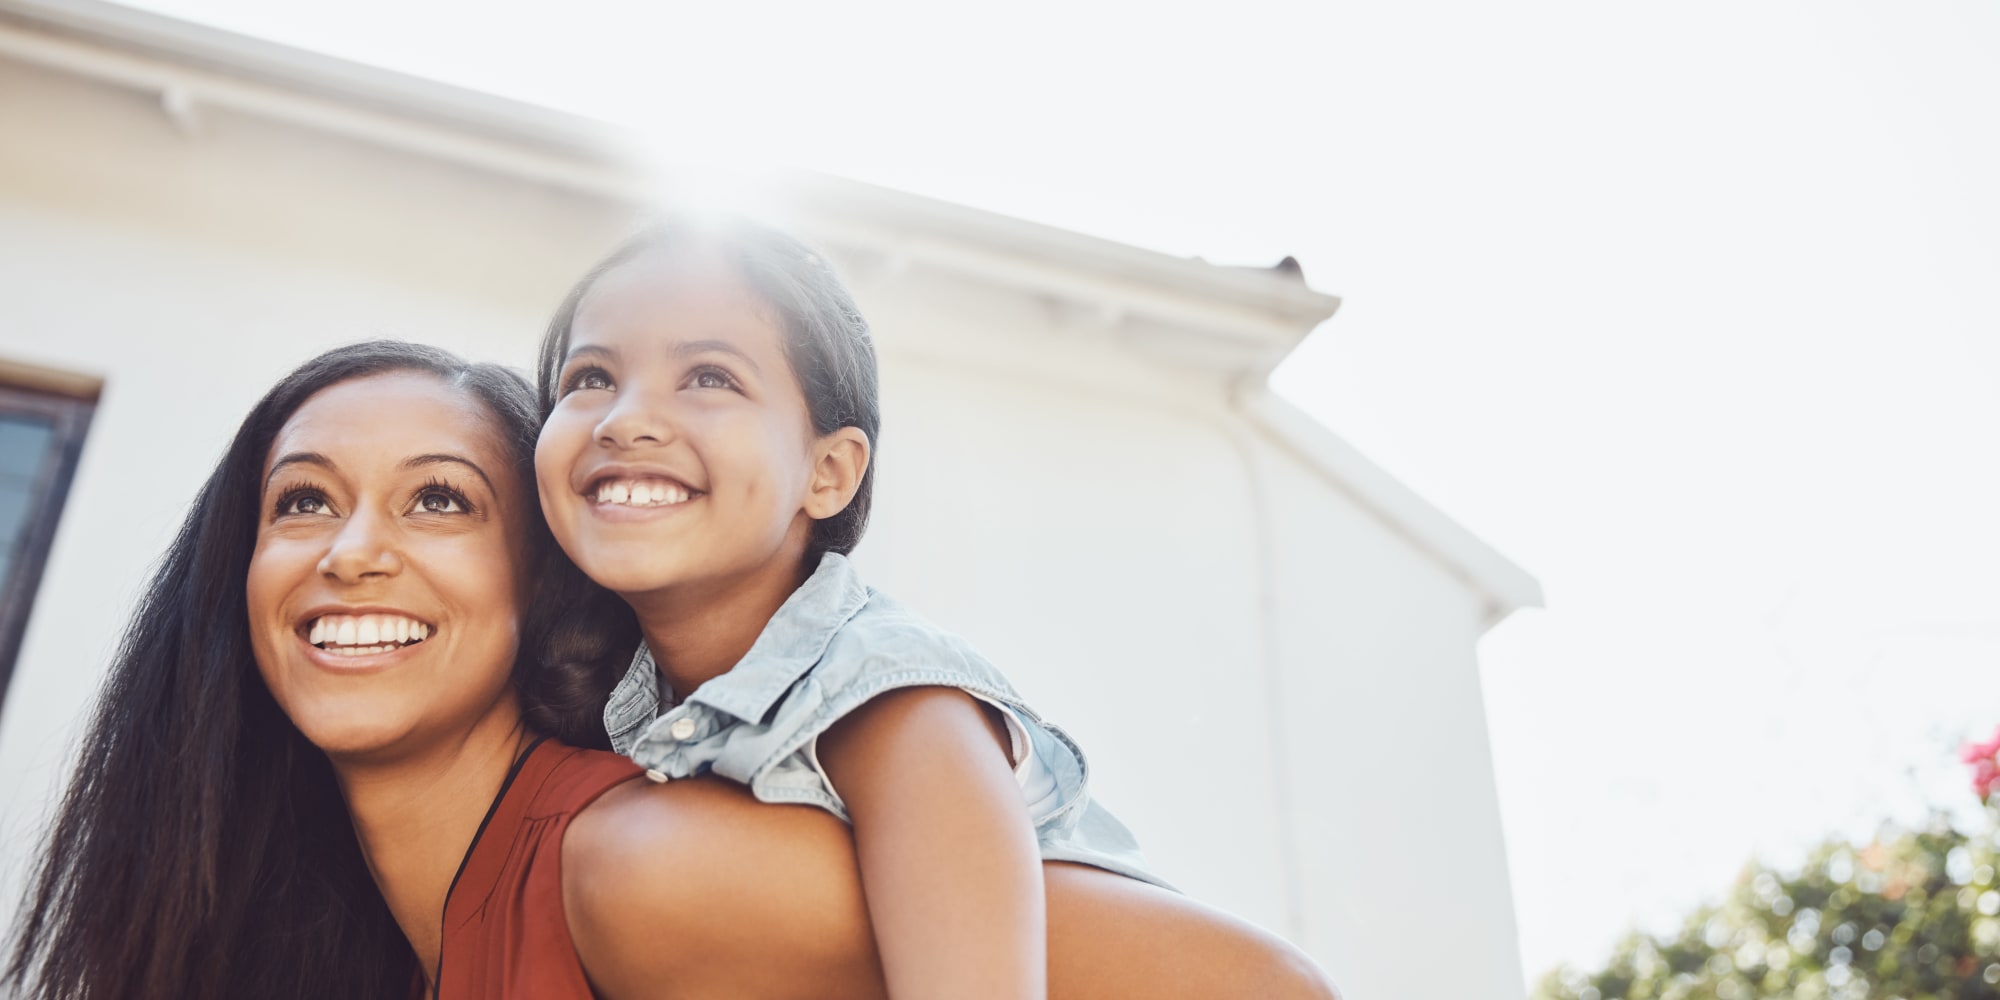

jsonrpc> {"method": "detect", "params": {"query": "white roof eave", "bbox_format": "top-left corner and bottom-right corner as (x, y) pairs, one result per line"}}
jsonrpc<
(1, 0), (1531, 611)
(0, 0), (1340, 376)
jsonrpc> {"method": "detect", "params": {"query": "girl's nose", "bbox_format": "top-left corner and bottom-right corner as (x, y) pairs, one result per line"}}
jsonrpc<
(594, 392), (675, 450)
(317, 511), (403, 583)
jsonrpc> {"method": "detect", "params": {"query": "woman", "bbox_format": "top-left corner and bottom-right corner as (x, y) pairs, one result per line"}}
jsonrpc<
(6, 341), (1335, 999)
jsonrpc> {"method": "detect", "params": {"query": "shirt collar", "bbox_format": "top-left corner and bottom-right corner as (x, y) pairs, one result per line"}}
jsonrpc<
(672, 551), (871, 724)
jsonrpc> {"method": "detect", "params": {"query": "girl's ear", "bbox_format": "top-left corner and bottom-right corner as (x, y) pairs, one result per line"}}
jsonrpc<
(804, 427), (871, 521)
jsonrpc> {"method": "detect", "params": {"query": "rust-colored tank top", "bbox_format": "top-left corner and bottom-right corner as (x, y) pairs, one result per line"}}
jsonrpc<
(428, 738), (642, 999)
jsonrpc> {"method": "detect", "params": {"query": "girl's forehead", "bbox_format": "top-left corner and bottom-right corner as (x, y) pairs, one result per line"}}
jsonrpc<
(572, 249), (785, 351)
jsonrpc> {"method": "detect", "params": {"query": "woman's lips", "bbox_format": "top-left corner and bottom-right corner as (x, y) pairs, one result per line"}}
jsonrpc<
(292, 611), (436, 668)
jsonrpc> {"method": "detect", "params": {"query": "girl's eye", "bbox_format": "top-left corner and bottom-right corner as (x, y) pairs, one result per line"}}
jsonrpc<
(562, 366), (615, 395)
(688, 366), (738, 391)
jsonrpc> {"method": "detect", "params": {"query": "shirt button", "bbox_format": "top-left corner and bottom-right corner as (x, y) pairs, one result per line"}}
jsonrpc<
(668, 717), (698, 740)
(645, 769), (669, 784)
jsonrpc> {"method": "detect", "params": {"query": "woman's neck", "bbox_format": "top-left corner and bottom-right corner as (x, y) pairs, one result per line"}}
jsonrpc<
(628, 551), (814, 699)
(334, 710), (534, 990)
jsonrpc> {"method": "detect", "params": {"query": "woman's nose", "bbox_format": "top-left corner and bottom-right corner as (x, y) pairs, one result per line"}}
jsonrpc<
(316, 510), (403, 583)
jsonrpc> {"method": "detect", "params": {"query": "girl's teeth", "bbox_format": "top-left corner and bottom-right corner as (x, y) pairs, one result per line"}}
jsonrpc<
(595, 479), (692, 507)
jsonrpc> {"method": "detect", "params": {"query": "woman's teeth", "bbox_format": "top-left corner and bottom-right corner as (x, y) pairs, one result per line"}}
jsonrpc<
(308, 613), (429, 656)
(595, 479), (691, 507)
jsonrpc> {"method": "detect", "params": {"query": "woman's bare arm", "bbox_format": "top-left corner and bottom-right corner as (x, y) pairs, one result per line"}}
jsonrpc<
(815, 686), (1046, 1000)
(564, 777), (1339, 1000)
(563, 776), (888, 1000)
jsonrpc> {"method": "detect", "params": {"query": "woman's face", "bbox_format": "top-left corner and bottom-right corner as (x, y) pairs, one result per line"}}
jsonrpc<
(536, 249), (824, 601)
(246, 372), (535, 763)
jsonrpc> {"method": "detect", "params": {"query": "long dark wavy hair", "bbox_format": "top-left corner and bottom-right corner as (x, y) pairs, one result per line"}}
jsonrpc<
(4, 340), (638, 1000)
(536, 215), (882, 560)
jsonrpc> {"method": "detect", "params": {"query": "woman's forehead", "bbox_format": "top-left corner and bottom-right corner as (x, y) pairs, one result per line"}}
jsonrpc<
(266, 372), (512, 477)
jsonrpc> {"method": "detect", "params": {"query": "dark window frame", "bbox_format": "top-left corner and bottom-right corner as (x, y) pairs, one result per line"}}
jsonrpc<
(0, 364), (99, 714)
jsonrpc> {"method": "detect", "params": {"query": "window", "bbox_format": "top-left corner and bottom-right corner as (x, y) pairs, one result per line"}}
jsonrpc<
(0, 361), (99, 713)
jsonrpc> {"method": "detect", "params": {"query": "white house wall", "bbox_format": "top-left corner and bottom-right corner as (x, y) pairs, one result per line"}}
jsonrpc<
(0, 39), (1529, 1000)
(1252, 433), (1529, 1000)
(0, 56), (637, 902)
(841, 259), (1529, 998)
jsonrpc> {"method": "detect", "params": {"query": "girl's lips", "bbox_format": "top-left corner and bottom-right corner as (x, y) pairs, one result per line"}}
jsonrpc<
(586, 475), (698, 507)
(584, 493), (701, 524)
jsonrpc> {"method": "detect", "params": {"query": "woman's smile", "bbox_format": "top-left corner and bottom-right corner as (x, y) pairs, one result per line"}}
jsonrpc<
(246, 371), (533, 760)
(293, 605), (437, 669)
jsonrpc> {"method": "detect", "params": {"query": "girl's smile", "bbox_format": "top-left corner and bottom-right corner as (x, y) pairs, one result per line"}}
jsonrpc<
(535, 247), (835, 604)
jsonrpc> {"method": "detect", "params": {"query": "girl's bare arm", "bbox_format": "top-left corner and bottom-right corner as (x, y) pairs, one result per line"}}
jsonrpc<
(816, 685), (1048, 1000)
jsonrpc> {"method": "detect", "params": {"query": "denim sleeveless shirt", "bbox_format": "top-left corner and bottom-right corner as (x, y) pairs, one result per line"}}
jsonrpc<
(601, 552), (1171, 890)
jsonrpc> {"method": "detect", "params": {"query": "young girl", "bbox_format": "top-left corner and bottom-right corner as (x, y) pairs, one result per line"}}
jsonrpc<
(534, 219), (1315, 998)
(7, 338), (1328, 1000)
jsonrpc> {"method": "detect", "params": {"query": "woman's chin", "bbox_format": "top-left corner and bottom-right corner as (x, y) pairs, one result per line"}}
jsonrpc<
(292, 711), (421, 763)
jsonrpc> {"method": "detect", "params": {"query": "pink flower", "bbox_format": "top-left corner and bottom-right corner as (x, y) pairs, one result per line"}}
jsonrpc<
(1962, 726), (2000, 802)
(1963, 725), (2000, 764)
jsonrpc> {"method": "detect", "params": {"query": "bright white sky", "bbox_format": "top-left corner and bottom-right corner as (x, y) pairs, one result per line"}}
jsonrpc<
(117, 0), (2000, 985)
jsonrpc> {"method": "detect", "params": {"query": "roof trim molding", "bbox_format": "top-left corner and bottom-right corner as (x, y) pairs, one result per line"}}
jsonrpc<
(0, 0), (1538, 606)
(0, 0), (1339, 379)
(1235, 388), (1543, 628)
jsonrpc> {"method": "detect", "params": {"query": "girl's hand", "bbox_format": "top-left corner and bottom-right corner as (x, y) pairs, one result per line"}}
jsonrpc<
(818, 685), (1048, 1000)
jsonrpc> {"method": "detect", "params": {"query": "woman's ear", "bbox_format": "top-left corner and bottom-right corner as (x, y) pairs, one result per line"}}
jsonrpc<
(804, 427), (870, 521)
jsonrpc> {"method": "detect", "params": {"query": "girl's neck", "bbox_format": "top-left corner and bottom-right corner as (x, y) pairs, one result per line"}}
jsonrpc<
(334, 708), (534, 991)
(629, 550), (815, 698)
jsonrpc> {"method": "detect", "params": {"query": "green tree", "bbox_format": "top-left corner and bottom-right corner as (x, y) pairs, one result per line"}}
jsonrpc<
(1535, 742), (2000, 1000)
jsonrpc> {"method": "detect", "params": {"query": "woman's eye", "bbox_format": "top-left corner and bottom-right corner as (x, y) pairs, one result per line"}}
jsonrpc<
(415, 491), (465, 514)
(689, 367), (737, 391)
(276, 491), (332, 517)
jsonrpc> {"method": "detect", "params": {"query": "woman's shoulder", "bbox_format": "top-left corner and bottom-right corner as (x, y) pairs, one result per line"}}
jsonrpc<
(560, 775), (883, 998)
(564, 774), (858, 906)
(518, 740), (644, 817)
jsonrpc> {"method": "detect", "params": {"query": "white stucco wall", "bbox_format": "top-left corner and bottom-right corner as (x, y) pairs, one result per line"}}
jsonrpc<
(0, 53), (634, 907)
(0, 31), (1528, 999)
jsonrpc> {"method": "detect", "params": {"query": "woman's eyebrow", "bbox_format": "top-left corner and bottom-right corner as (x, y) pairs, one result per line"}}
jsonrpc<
(673, 338), (763, 375)
(401, 454), (496, 494)
(265, 451), (332, 488)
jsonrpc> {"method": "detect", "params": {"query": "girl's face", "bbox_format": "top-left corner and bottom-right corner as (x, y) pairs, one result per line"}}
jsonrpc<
(246, 372), (534, 762)
(536, 249), (841, 602)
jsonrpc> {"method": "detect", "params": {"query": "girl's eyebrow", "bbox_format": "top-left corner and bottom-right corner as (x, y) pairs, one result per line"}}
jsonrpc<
(673, 338), (763, 375)
(563, 344), (615, 365)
